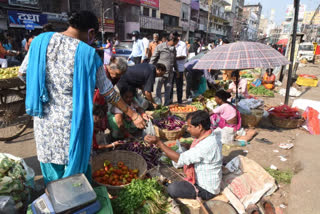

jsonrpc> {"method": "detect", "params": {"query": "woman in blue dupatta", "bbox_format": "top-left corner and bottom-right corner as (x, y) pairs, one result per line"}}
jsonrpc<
(18, 11), (146, 184)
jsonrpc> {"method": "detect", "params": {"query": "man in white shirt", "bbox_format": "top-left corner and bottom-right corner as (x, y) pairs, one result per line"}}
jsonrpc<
(171, 37), (187, 103)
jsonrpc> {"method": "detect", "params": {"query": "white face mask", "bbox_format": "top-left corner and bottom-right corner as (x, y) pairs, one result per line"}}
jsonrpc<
(132, 36), (136, 41)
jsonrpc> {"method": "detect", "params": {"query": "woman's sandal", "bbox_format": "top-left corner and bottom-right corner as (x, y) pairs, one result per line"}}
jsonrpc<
(260, 198), (276, 214)
(246, 204), (262, 214)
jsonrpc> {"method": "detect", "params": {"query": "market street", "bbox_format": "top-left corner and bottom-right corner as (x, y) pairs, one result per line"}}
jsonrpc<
(1, 63), (320, 213)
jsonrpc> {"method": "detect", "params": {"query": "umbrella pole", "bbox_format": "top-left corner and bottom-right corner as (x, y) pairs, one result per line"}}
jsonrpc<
(235, 70), (239, 106)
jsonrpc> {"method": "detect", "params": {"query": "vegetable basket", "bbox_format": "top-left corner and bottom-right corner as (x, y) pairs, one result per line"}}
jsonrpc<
(92, 150), (147, 195)
(154, 125), (186, 141)
(241, 109), (264, 128)
(169, 104), (197, 120)
(270, 114), (305, 129)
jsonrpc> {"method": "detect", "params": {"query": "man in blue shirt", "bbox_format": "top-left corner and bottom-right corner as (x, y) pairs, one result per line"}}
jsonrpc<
(128, 31), (145, 65)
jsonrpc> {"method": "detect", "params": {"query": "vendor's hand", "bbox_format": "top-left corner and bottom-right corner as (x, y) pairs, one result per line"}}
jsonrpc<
(132, 113), (146, 129)
(142, 113), (152, 121)
(144, 135), (160, 145)
(152, 103), (158, 109)
(113, 141), (124, 147)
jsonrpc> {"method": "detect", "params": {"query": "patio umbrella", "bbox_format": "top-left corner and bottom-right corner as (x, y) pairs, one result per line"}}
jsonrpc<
(193, 41), (291, 102)
(194, 41), (290, 70)
(277, 38), (288, 46)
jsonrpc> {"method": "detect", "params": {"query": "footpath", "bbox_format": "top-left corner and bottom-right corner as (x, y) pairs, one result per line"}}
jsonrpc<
(288, 135), (320, 214)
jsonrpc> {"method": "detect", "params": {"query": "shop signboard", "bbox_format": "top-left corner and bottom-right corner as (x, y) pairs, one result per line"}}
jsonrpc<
(140, 0), (159, 8)
(99, 18), (115, 33)
(8, 10), (47, 29)
(8, 0), (38, 8)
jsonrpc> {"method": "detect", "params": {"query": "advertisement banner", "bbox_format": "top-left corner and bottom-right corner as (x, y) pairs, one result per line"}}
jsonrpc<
(140, 0), (159, 8)
(119, 0), (140, 6)
(8, 10), (47, 29)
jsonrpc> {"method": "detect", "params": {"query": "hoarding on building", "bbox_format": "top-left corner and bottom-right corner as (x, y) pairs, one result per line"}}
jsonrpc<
(140, 0), (159, 8)
(285, 4), (306, 20)
(8, 10), (47, 29)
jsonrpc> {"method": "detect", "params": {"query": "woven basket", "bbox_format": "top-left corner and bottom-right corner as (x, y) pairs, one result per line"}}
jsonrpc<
(241, 109), (264, 128)
(270, 114), (305, 129)
(92, 150), (147, 195)
(154, 125), (186, 141)
(146, 109), (170, 119)
(0, 77), (25, 89)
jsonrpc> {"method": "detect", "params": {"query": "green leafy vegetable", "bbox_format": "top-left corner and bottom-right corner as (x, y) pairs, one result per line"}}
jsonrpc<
(265, 168), (293, 184)
(112, 178), (169, 214)
(249, 86), (274, 97)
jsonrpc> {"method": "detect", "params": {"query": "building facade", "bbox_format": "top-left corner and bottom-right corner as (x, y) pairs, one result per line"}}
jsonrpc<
(242, 3), (262, 41)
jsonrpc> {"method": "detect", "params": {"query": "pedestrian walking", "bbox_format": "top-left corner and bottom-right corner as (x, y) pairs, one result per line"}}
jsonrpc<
(102, 38), (113, 65)
(171, 36), (187, 104)
(128, 31), (145, 65)
(188, 38), (201, 59)
(150, 31), (179, 106)
(142, 35), (150, 63)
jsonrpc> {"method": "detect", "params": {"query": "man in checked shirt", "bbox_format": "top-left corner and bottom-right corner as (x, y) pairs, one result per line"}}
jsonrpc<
(145, 110), (223, 200)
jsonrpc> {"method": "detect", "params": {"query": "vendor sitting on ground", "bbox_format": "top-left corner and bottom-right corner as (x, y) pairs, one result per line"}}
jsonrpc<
(116, 63), (166, 109)
(108, 86), (150, 139)
(92, 104), (123, 150)
(145, 110), (222, 200)
(262, 68), (276, 90)
(227, 70), (249, 98)
(210, 90), (241, 131)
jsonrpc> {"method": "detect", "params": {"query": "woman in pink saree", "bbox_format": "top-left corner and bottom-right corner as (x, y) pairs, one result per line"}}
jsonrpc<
(210, 90), (241, 131)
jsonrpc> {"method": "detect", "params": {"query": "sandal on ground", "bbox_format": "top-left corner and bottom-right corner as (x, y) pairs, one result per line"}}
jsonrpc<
(246, 204), (261, 214)
(260, 198), (276, 214)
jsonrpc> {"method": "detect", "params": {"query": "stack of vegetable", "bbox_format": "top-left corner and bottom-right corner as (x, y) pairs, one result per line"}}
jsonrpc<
(0, 67), (20, 80)
(112, 178), (169, 214)
(0, 155), (29, 209)
(152, 106), (169, 119)
(169, 105), (197, 113)
(269, 105), (301, 119)
(190, 101), (205, 110)
(92, 160), (139, 186)
(203, 89), (216, 98)
(153, 115), (185, 131)
(118, 141), (161, 169)
(249, 86), (274, 97)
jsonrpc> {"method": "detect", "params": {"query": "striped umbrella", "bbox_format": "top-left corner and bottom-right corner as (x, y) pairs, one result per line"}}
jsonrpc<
(193, 41), (290, 70)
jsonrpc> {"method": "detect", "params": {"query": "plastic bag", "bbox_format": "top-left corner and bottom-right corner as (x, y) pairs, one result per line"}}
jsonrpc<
(214, 127), (235, 145)
(172, 140), (186, 168)
(134, 92), (149, 110)
(143, 120), (156, 137)
(0, 196), (16, 214)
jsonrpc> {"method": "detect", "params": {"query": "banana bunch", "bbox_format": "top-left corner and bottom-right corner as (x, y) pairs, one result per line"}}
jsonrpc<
(0, 67), (20, 80)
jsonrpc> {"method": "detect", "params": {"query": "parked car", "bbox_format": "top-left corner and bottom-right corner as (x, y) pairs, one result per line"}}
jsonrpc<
(113, 41), (133, 60)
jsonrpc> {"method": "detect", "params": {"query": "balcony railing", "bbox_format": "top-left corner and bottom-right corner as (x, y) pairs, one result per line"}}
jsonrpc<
(209, 27), (226, 36)
(140, 15), (164, 30)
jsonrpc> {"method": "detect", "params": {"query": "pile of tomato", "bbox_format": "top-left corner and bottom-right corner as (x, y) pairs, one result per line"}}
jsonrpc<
(169, 105), (197, 113)
(93, 160), (139, 186)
